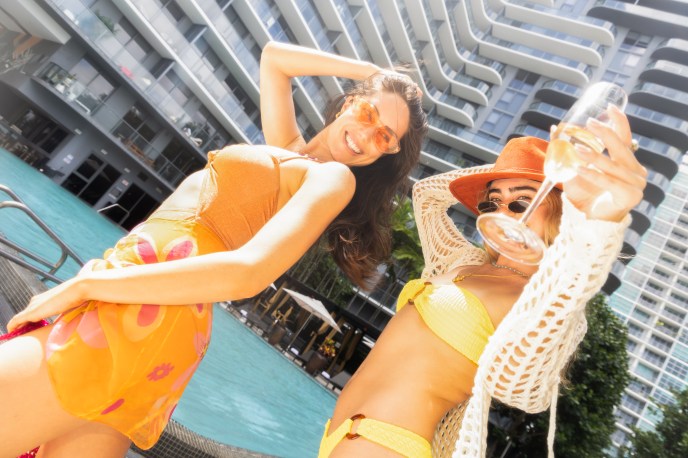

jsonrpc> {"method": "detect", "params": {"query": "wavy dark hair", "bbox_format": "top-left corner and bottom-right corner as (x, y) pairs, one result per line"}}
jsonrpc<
(322, 72), (428, 290)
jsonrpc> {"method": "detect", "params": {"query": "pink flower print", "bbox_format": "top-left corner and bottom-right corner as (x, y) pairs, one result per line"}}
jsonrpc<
(148, 363), (175, 382)
(134, 233), (197, 266)
(101, 398), (125, 415)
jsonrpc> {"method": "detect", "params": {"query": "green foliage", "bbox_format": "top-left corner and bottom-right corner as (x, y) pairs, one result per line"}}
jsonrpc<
(623, 388), (688, 457)
(487, 294), (630, 458)
(389, 195), (424, 281)
(288, 242), (354, 307)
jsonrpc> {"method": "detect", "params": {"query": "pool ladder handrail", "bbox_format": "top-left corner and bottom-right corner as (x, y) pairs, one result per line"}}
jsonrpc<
(0, 184), (84, 284)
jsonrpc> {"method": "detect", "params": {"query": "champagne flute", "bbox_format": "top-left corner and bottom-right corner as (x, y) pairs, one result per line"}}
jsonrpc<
(476, 82), (628, 265)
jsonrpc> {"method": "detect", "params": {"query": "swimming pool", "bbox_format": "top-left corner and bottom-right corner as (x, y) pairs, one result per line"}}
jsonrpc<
(0, 147), (336, 457)
(0, 148), (125, 280)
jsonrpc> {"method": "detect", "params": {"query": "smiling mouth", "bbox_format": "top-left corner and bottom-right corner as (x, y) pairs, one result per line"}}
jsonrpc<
(345, 133), (362, 155)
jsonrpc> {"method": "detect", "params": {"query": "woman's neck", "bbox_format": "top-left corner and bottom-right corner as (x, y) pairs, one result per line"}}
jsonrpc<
(491, 255), (538, 277)
(301, 130), (330, 162)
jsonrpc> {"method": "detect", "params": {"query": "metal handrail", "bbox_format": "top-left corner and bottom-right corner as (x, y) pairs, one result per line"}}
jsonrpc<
(0, 184), (84, 283)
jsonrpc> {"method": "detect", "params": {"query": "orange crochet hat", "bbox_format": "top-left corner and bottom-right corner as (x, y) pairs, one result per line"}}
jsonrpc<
(449, 136), (563, 215)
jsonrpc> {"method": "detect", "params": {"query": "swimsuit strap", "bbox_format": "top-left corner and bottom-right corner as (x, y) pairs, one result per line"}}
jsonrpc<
(277, 152), (322, 163)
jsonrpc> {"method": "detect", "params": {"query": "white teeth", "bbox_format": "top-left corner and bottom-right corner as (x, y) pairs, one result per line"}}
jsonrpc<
(345, 133), (362, 154)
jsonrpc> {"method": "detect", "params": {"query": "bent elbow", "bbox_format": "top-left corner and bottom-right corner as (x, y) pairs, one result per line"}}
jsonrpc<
(226, 263), (272, 300)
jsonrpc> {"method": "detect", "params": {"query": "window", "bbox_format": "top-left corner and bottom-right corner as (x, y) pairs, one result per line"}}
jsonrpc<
(653, 268), (670, 280)
(627, 322), (645, 338)
(69, 58), (116, 112)
(666, 359), (687, 380)
(658, 374), (684, 392)
(662, 306), (685, 324)
(639, 294), (658, 308)
(159, 69), (194, 108)
(480, 111), (514, 137)
(631, 307), (651, 323)
(615, 410), (638, 427)
(113, 104), (159, 154)
(513, 69), (539, 87)
(633, 363), (658, 382)
(660, 255), (677, 266)
(647, 282), (664, 294)
(622, 32), (651, 53)
(193, 36), (222, 72)
(621, 394), (646, 414)
(164, 0), (185, 21)
(642, 349), (666, 367)
(628, 378), (652, 396)
(649, 334), (672, 352)
(670, 292), (688, 307)
(114, 17), (152, 62)
(495, 88), (527, 114)
(656, 320), (679, 338)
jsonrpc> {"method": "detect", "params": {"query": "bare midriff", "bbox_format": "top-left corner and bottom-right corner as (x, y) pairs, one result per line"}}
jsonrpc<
(328, 304), (478, 445)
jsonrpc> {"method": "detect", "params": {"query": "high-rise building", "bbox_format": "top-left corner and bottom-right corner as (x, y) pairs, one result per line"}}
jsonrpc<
(608, 153), (688, 450)
(1, 0), (686, 451)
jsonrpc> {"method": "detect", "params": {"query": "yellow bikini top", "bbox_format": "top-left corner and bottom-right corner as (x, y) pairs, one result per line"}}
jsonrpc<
(397, 279), (495, 365)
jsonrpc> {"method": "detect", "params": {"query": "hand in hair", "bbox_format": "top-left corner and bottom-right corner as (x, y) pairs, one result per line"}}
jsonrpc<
(373, 69), (423, 98)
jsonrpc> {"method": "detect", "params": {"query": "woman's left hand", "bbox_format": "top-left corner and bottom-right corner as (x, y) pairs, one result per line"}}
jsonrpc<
(6, 277), (85, 332)
(563, 105), (647, 222)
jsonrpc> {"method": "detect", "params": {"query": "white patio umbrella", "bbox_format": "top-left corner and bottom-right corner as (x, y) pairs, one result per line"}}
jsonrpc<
(282, 288), (341, 350)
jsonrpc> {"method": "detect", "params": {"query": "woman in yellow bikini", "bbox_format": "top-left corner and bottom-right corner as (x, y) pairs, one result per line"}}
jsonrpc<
(320, 107), (647, 457)
(0, 41), (427, 457)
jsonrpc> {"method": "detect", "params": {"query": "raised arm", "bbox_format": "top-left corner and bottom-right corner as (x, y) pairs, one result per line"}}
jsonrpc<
(452, 197), (630, 457)
(259, 41), (381, 149)
(452, 105), (647, 457)
(412, 166), (490, 278)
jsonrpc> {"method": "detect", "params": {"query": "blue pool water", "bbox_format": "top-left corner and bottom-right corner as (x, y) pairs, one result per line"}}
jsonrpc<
(0, 149), (125, 280)
(0, 148), (336, 457)
(177, 308), (336, 456)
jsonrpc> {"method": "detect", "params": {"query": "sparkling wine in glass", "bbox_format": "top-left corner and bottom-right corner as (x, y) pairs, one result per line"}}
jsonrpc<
(476, 82), (628, 265)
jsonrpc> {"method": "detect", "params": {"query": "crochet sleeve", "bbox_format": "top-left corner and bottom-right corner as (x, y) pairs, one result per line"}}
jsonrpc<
(452, 196), (631, 457)
(412, 166), (491, 279)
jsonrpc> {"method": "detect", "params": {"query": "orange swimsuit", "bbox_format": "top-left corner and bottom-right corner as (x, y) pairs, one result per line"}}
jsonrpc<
(45, 147), (296, 448)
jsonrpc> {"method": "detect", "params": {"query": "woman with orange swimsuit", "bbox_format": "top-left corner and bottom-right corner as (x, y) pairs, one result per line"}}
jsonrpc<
(0, 41), (427, 457)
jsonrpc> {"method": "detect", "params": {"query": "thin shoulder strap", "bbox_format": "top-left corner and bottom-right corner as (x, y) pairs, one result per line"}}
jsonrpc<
(277, 153), (322, 164)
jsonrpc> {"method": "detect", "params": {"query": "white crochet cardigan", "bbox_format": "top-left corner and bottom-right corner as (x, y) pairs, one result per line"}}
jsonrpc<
(412, 167), (630, 457)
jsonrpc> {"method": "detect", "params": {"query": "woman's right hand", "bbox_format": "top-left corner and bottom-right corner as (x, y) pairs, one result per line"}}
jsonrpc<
(7, 277), (85, 332)
(563, 105), (647, 222)
(259, 41), (381, 149)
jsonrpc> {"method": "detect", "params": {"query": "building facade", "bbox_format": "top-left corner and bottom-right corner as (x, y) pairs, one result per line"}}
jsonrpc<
(1, 0), (686, 450)
(608, 153), (688, 450)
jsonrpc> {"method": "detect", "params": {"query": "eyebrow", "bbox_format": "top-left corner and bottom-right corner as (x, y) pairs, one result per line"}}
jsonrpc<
(487, 185), (539, 195)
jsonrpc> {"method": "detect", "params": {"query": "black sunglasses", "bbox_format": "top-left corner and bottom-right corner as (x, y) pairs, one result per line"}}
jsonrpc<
(477, 200), (530, 214)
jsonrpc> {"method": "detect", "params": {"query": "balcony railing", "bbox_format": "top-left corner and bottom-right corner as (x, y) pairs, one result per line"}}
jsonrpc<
(37, 62), (198, 187)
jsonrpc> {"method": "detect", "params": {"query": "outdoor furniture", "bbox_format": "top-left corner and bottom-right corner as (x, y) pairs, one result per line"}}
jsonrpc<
(328, 371), (352, 392)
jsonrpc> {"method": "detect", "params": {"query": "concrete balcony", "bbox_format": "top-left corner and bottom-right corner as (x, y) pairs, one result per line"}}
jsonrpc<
(536, 80), (581, 108)
(627, 104), (688, 154)
(641, 60), (688, 94)
(630, 81), (688, 120)
(590, 0), (688, 40)
(651, 38), (688, 64)
(521, 101), (567, 130)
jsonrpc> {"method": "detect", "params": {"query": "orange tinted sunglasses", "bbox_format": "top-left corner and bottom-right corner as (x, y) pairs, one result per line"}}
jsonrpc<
(349, 97), (401, 154)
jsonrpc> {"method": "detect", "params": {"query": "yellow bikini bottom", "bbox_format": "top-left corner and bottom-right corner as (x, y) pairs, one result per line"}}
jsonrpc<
(318, 414), (432, 458)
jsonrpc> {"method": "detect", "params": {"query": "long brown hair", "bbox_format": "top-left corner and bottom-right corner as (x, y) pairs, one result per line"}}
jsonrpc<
(323, 73), (427, 289)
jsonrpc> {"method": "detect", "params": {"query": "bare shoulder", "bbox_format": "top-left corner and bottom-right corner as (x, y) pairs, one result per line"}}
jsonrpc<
(305, 161), (356, 196)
